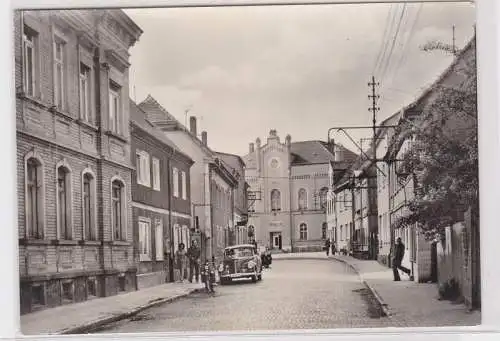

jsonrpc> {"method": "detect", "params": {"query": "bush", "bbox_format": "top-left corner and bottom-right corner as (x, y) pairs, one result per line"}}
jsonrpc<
(438, 278), (460, 301)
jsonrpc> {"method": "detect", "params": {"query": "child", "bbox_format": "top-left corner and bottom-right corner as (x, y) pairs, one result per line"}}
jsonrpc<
(201, 260), (216, 293)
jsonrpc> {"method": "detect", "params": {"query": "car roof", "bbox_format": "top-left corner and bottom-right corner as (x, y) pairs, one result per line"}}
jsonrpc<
(224, 244), (255, 250)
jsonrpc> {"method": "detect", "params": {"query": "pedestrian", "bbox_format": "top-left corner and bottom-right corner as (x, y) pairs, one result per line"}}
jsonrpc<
(331, 241), (336, 256)
(176, 243), (188, 282)
(392, 237), (412, 281)
(187, 240), (201, 283)
(324, 238), (331, 256)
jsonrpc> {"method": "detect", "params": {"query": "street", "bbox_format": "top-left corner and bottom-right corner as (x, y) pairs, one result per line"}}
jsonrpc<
(96, 259), (393, 333)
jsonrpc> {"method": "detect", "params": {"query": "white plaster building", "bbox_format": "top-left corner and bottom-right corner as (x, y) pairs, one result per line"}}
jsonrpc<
(243, 130), (356, 252)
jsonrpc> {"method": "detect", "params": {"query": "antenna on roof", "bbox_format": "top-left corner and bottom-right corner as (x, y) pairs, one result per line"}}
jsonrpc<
(133, 85), (137, 103)
(184, 104), (193, 127)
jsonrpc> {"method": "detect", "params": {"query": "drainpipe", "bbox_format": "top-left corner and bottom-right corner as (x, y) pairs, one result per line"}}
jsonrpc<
(388, 161), (393, 269)
(167, 156), (174, 282)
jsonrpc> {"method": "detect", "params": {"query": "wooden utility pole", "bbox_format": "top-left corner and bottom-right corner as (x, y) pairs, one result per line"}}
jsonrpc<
(368, 76), (380, 260)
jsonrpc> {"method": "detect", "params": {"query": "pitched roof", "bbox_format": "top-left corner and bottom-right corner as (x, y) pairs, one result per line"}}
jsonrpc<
(290, 140), (357, 166)
(129, 99), (192, 163)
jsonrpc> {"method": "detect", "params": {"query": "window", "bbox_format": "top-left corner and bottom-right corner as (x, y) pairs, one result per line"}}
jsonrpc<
(271, 189), (281, 211)
(57, 166), (72, 240)
(299, 223), (308, 240)
(136, 150), (150, 187)
(83, 172), (96, 240)
(109, 81), (121, 134)
(53, 38), (65, 109)
(172, 168), (179, 197)
(181, 171), (187, 200)
(152, 157), (160, 191)
(118, 275), (126, 292)
(87, 278), (97, 297)
(319, 187), (328, 209)
(298, 188), (307, 210)
(79, 63), (91, 122)
(155, 219), (164, 261)
(61, 281), (73, 302)
(22, 25), (37, 96)
(112, 179), (126, 241)
(31, 284), (45, 307)
(322, 222), (327, 239)
(26, 157), (43, 239)
(138, 218), (151, 261)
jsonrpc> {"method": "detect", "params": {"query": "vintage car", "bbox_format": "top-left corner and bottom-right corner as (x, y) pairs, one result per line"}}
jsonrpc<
(219, 244), (262, 284)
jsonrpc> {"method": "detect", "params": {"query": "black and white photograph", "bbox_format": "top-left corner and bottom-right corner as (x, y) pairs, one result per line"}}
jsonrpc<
(13, 0), (483, 336)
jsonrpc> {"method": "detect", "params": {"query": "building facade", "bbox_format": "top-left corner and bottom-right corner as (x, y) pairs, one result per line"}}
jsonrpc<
(130, 101), (193, 288)
(16, 10), (142, 314)
(216, 152), (250, 246)
(243, 130), (356, 252)
(138, 96), (237, 263)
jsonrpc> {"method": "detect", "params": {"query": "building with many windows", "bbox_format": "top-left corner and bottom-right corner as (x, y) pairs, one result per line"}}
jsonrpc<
(242, 130), (356, 252)
(130, 101), (193, 288)
(16, 10), (142, 314)
(138, 96), (238, 263)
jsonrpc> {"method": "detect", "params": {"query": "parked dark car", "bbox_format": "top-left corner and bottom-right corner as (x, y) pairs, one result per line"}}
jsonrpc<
(219, 244), (263, 284)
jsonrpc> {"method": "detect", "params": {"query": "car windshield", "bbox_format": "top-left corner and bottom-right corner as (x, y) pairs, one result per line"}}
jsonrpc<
(225, 247), (254, 258)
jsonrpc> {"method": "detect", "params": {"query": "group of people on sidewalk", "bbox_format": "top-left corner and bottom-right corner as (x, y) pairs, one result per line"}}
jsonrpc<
(174, 240), (202, 283)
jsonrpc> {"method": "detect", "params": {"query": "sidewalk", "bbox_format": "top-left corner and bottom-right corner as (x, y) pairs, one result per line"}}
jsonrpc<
(20, 282), (202, 336)
(274, 252), (481, 327)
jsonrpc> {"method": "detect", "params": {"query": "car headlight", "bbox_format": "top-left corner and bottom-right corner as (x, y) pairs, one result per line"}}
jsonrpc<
(218, 264), (224, 272)
(247, 261), (256, 269)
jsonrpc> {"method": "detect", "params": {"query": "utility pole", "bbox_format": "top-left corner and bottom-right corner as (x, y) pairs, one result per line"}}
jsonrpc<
(368, 76), (380, 260)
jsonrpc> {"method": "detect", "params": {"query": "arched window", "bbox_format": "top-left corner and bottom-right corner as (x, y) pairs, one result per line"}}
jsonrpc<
(319, 187), (328, 209)
(26, 157), (44, 239)
(82, 170), (97, 240)
(298, 188), (307, 210)
(299, 223), (308, 240)
(322, 222), (327, 239)
(271, 189), (281, 211)
(57, 165), (72, 240)
(111, 179), (126, 241)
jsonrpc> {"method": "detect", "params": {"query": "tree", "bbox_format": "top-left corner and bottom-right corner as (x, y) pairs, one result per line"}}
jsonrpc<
(391, 41), (478, 241)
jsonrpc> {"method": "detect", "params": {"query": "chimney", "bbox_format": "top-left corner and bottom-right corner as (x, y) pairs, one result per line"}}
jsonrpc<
(249, 143), (255, 153)
(201, 131), (207, 146)
(189, 116), (197, 136)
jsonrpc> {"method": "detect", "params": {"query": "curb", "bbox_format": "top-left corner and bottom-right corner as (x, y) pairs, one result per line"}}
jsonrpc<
(329, 257), (391, 318)
(57, 288), (204, 335)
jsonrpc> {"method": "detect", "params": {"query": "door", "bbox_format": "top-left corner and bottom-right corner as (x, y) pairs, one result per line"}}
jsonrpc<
(271, 232), (282, 250)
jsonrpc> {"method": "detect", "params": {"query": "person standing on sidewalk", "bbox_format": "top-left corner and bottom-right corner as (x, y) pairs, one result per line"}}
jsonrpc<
(392, 237), (411, 281)
(176, 243), (188, 282)
(187, 240), (201, 283)
(324, 238), (331, 256)
(331, 241), (336, 256)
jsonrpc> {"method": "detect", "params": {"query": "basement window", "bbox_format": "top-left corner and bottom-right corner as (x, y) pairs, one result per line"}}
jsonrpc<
(61, 281), (74, 303)
(31, 284), (45, 307)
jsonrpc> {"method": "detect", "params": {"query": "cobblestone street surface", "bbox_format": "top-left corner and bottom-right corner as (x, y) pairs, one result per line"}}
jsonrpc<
(96, 259), (393, 333)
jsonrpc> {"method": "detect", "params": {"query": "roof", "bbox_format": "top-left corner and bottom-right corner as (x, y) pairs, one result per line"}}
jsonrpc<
(290, 141), (357, 166)
(215, 152), (245, 179)
(129, 99), (193, 164)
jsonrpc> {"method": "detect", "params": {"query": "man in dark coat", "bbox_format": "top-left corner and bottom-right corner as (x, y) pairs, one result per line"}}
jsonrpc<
(324, 238), (331, 256)
(392, 237), (411, 281)
(187, 240), (201, 283)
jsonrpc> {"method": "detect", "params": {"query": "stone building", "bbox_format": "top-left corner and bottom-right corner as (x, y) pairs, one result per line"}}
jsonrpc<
(16, 10), (142, 314)
(138, 96), (238, 263)
(243, 130), (356, 252)
(130, 101), (193, 288)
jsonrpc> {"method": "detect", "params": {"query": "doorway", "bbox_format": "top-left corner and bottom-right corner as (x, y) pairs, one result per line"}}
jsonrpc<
(270, 232), (282, 250)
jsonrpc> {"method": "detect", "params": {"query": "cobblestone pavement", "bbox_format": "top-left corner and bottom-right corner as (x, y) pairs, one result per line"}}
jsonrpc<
(95, 259), (394, 333)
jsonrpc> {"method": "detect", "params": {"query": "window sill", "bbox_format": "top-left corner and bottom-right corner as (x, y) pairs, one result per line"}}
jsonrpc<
(49, 106), (75, 122)
(78, 240), (102, 246)
(110, 240), (130, 246)
(105, 130), (128, 143)
(77, 119), (98, 132)
(55, 240), (79, 246)
(138, 182), (151, 188)
(19, 238), (50, 246)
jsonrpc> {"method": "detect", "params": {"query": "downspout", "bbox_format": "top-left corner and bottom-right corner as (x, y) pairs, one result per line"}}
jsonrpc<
(209, 166), (215, 262)
(388, 160), (393, 268)
(167, 154), (173, 282)
(288, 166), (294, 253)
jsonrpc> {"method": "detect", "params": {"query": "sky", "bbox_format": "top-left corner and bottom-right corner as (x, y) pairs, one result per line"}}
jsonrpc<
(124, 1), (476, 157)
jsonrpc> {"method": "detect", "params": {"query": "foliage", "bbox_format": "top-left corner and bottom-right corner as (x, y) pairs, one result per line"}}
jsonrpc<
(391, 44), (478, 241)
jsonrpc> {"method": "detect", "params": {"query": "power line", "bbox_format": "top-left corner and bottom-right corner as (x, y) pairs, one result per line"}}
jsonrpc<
(374, 4), (399, 77)
(378, 3), (408, 86)
(373, 4), (395, 75)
